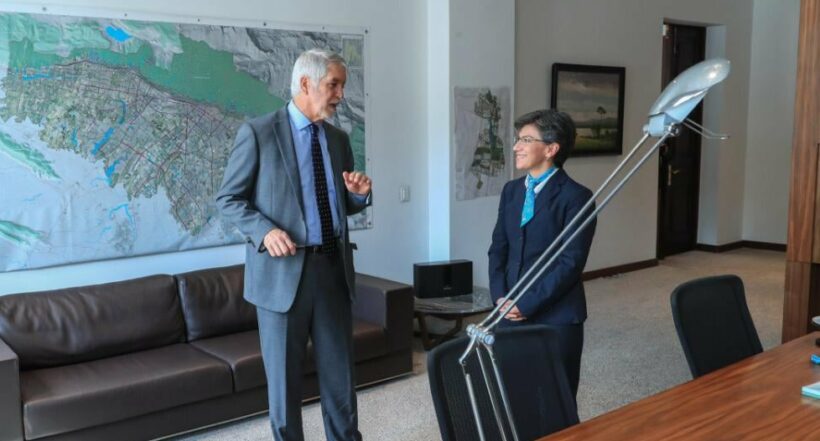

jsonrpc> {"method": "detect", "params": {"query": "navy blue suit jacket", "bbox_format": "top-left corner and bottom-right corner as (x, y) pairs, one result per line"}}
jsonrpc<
(488, 168), (596, 325)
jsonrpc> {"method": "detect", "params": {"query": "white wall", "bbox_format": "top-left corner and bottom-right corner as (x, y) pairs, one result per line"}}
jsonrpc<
(698, 26), (728, 246)
(0, 0), (429, 294)
(449, 0), (515, 288)
(0, 0), (799, 295)
(427, 0), (450, 261)
(742, 0), (799, 244)
(516, 0), (757, 270)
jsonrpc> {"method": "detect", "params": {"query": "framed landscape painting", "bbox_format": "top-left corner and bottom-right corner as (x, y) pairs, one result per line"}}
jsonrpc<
(551, 63), (625, 156)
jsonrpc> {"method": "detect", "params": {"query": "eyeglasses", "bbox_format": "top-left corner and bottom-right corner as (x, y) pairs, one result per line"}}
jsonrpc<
(513, 135), (549, 145)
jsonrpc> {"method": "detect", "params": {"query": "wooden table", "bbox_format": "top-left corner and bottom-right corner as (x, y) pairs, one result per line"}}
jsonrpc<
(541, 332), (820, 440)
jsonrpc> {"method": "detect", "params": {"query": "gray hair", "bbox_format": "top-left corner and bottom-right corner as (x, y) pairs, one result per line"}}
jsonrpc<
(289, 49), (347, 98)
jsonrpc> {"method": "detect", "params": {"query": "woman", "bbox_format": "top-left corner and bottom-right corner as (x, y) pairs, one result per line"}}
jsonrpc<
(488, 109), (596, 399)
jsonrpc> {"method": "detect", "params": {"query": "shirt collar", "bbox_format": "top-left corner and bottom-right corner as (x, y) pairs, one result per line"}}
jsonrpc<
(287, 101), (321, 131)
(524, 167), (558, 194)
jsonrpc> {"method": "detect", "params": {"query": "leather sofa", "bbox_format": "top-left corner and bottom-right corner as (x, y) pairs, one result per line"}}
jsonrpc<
(0, 265), (414, 441)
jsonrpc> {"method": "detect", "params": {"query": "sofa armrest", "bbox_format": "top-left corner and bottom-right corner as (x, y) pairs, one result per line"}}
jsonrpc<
(0, 336), (23, 441)
(353, 273), (414, 352)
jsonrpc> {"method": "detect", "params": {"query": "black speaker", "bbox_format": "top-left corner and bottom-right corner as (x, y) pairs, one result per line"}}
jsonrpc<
(413, 260), (473, 298)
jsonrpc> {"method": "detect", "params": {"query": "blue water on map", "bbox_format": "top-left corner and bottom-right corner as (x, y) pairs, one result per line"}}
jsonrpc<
(118, 100), (127, 124)
(91, 128), (115, 156)
(108, 203), (134, 227)
(104, 159), (122, 185)
(22, 193), (42, 203)
(106, 26), (132, 42)
(22, 73), (50, 81)
(98, 226), (113, 239)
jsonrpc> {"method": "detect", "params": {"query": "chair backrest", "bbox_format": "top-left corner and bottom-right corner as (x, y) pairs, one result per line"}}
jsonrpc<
(427, 325), (579, 441)
(671, 274), (763, 378)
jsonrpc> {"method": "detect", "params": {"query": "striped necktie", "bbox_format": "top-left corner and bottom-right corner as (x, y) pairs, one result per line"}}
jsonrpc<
(310, 123), (336, 253)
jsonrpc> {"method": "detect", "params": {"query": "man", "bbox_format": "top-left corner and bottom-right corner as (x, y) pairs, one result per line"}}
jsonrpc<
(487, 109), (595, 400)
(216, 49), (371, 441)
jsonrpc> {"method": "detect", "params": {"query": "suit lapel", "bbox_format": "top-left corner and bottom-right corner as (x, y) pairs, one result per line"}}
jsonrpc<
(510, 176), (526, 226)
(533, 168), (567, 219)
(270, 108), (304, 214)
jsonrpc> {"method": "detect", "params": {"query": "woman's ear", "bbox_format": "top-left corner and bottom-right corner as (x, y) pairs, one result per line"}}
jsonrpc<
(546, 142), (560, 160)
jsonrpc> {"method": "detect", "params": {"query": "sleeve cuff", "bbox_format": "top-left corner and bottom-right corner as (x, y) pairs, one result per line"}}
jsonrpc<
(352, 191), (371, 205)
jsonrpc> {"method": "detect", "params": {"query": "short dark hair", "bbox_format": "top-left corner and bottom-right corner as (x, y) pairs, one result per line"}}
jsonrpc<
(514, 109), (576, 167)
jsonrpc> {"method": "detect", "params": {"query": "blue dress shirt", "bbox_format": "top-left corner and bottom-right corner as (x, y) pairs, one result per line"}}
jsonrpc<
(287, 101), (342, 246)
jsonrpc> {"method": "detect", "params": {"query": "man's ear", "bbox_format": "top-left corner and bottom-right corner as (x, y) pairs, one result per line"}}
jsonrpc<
(300, 75), (311, 95)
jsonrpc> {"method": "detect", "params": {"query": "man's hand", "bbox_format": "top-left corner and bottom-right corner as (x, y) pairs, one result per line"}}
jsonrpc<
(263, 228), (296, 257)
(343, 171), (372, 196)
(496, 298), (526, 321)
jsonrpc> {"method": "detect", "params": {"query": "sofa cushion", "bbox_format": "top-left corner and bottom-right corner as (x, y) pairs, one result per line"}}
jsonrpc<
(193, 320), (389, 394)
(190, 330), (265, 392)
(20, 343), (232, 440)
(189, 330), (321, 390)
(0, 275), (184, 370)
(176, 265), (257, 342)
(351, 320), (389, 361)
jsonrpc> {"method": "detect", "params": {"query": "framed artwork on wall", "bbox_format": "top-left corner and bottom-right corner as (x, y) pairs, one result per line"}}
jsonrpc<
(551, 63), (625, 156)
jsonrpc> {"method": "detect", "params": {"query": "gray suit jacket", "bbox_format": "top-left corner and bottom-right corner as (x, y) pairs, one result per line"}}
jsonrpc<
(216, 107), (369, 312)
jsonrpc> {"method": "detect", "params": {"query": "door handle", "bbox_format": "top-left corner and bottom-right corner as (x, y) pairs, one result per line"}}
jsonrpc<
(667, 165), (680, 187)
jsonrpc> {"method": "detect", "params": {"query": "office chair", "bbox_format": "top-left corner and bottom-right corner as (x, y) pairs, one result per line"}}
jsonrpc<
(810, 316), (820, 346)
(427, 324), (579, 441)
(671, 274), (763, 378)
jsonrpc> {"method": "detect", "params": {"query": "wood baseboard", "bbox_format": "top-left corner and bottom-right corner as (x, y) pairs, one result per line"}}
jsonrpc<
(695, 242), (745, 253)
(696, 241), (786, 253)
(582, 258), (658, 281)
(742, 241), (787, 252)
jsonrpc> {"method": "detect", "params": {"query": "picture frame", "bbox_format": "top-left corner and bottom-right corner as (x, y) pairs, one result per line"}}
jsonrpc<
(550, 63), (625, 156)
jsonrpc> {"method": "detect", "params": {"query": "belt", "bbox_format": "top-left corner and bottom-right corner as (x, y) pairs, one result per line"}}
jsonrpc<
(302, 242), (339, 254)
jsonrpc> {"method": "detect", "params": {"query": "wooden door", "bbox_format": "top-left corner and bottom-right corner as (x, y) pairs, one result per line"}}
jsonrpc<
(783, 0), (820, 342)
(657, 24), (706, 258)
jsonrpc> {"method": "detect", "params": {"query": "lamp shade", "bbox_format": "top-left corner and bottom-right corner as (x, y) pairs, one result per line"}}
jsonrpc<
(643, 58), (730, 136)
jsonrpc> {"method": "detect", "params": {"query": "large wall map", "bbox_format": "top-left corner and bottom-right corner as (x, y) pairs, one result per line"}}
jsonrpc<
(0, 12), (366, 271)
